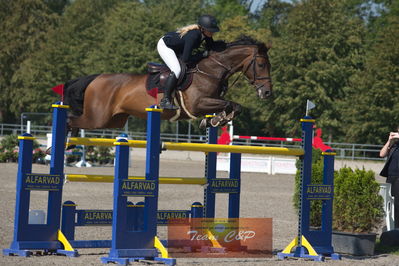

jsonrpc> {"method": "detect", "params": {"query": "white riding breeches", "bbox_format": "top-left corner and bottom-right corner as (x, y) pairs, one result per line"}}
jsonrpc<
(157, 38), (181, 79)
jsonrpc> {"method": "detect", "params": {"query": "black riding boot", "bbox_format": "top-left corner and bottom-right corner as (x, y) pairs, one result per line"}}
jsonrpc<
(160, 72), (179, 110)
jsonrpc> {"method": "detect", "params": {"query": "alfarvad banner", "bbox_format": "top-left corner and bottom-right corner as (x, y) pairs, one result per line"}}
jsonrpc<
(167, 218), (272, 258)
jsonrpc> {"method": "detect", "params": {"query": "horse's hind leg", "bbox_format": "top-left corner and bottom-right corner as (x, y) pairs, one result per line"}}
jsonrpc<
(45, 121), (79, 154)
(65, 125), (79, 150)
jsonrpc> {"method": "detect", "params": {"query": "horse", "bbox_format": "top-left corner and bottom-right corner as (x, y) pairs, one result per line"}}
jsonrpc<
(56, 36), (272, 135)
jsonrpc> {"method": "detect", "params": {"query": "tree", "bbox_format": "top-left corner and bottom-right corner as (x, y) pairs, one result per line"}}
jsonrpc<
(344, 2), (399, 144)
(8, 0), (121, 122)
(0, 0), (58, 122)
(255, 0), (293, 37)
(263, 0), (367, 141)
(204, 0), (249, 22)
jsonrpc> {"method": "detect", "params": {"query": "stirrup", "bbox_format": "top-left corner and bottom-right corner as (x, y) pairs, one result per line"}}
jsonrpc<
(160, 99), (179, 110)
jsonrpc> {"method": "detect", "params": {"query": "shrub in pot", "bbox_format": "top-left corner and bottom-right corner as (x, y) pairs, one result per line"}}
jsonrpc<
(332, 167), (384, 256)
(293, 154), (384, 256)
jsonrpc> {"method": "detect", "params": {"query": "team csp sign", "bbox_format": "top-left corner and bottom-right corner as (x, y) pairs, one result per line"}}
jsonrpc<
(167, 218), (273, 258)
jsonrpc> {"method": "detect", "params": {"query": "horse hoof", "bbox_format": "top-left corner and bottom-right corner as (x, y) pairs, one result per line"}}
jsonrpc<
(210, 119), (220, 127)
(199, 119), (208, 129)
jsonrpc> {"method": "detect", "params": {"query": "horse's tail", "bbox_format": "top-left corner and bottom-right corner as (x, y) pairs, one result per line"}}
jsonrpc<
(54, 74), (100, 117)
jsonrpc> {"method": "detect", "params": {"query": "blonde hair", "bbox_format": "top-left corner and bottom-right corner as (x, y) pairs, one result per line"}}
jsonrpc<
(177, 24), (200, 38)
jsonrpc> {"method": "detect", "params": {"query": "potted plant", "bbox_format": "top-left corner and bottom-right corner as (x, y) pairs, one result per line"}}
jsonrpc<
(332, 167), (384, 256)
(293, 155), (384, 256)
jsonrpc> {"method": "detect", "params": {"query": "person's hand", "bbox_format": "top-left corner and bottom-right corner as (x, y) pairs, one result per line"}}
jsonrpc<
(389, 132), (399, 143)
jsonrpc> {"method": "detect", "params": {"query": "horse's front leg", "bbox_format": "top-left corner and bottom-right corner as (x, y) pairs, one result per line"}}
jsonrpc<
(194, 98), (241, 128)
(219, 102), (242, 126)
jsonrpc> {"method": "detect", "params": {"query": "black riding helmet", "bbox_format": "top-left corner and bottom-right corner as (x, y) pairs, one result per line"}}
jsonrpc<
(198, 15), (220, 33)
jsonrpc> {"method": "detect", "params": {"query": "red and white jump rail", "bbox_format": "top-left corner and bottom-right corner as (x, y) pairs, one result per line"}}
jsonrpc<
(233, 135), (302, 142)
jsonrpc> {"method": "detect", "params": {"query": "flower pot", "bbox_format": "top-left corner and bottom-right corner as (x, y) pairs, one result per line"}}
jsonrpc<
(332, 231), (376, 256)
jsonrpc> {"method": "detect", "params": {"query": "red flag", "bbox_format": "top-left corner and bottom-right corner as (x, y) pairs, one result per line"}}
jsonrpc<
(51, 84), (64, 95)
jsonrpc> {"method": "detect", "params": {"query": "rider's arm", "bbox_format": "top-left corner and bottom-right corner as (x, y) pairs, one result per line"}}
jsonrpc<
(204, 36), (214, 50)
(181, 30), (201, 63)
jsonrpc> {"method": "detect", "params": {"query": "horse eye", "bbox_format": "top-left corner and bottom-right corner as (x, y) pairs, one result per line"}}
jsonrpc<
(258, 63), (266, 68)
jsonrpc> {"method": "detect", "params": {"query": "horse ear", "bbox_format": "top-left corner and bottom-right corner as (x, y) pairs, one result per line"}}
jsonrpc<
(266, 40), (272, 49)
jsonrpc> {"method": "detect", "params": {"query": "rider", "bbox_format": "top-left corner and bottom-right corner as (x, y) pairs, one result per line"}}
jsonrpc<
(157, 14), (220, 110)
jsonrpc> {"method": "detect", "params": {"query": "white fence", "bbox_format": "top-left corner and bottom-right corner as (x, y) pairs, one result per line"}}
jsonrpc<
(217, 155), (297, 175)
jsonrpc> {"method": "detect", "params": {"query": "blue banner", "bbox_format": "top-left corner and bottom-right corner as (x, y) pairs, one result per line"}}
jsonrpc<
(24, 173), (63, 191)
(306, 184), (333, 200)
(157, 210), (191, 225)
(121, 179), (157, 197)
(208, 178), (240, 193)
(76, 210), (113, 225)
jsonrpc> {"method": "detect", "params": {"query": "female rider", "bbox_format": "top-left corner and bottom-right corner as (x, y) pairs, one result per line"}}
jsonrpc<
(157, 14), (220, 110)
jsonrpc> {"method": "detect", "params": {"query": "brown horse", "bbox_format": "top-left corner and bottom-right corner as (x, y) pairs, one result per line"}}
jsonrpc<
(61, 36), (272, 133)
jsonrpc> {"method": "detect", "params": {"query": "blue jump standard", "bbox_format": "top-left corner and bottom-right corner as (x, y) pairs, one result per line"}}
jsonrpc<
(3, 104), (77, 257)
(101, 108), (175, 265)
(277, 117), (340, 261)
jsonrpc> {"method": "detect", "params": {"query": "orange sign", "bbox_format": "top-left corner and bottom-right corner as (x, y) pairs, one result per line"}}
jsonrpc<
(167, 218), (272, 258)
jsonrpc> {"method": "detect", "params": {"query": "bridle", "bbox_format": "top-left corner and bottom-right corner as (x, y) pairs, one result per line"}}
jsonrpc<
(194, 49), (271, 92)
(233, 53), (271, 90)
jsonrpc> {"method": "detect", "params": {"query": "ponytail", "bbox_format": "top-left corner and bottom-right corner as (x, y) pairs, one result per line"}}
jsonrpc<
(177, 24), (200, 38)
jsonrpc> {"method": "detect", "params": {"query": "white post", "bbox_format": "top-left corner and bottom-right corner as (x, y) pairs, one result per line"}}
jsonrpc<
(26, 120), (31, 134)
(75, 129), (91, 167)
(228, 121), (233, 145)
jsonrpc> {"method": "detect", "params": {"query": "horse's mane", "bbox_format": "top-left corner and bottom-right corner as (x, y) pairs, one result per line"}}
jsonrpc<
(210, 35), (268, 54)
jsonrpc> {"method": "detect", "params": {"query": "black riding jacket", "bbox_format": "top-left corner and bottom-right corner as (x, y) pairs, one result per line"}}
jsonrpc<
(381, 143), (399, 182)
(162, 29), (214, 63)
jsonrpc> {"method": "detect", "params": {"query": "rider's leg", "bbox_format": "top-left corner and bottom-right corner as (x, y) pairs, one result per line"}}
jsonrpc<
(160, 72), (178, 109)
(157, 38), (181, 109)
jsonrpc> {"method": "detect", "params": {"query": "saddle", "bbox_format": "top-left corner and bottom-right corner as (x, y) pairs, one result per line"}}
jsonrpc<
(145, 62), (193, 98)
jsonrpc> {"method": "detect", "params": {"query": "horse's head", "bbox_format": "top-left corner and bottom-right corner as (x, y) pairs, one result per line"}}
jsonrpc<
(210, 37), (272, 99)
(239, 42), (272, 99)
